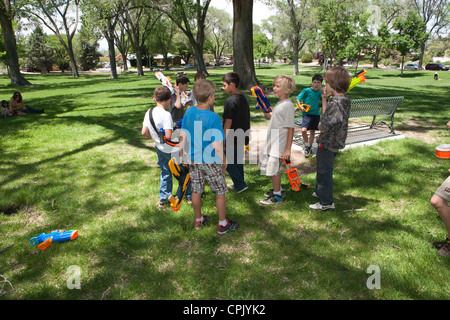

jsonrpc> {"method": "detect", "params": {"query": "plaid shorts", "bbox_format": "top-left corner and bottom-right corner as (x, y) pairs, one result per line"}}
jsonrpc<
(189, 163), (228, 195)
(435, 176), (450, 202)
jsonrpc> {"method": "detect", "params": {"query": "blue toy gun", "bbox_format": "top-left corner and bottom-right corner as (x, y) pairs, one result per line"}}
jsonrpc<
(30, 229), (78, 250)
(251, 86), (272, 114)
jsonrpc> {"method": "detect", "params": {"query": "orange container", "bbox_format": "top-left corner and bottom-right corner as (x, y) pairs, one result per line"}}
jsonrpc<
(436, 145), (450, 159)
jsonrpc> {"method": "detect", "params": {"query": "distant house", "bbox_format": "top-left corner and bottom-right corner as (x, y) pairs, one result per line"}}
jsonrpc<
(154, 54), (183, 66)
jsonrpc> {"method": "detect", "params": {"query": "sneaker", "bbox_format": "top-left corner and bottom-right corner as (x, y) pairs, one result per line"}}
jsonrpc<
(217, 219), (239, 235)
(186, 197), (192, 204)
(438, 238), (450, 256)
(309, 202), (335, 210)
(312, 192), (319, 198)
(304, 146), (312, 157)
(236, 186), (249, 194)
(158, 200), (169, 209)
(264, 189), (287, 198)
(194, 215), (210, 229)
(260, 194), (284, 205)
(432, 238), (448, 249)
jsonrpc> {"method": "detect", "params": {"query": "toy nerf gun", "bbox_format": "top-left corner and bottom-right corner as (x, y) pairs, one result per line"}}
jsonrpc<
(251, 86), (272, 114)
(159, 128), (179, 147)
(347, 69), (366, 92)
(283, 159), (310, 192)
(296, 102), (311, 113)
(30, 230), (78, 250)
(168, 157), (191, 211)
(155, 71), (175, 94)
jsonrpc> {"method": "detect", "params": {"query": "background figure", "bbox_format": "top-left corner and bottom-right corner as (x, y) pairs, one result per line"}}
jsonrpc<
(9, 92), (44, 115)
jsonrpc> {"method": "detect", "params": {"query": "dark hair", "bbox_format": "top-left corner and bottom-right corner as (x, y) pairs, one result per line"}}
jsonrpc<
(154, 86), (172, 103)
(222, 72), (240, 87)
(176, 75), (190, 85)
(324, 67), (351, 93)
(312, 74), (323, 82)
(12, 91), (22, 103)
(193, 79), (216, 104)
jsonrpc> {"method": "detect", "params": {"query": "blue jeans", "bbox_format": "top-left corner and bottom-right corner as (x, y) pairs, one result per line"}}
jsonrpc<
(226, 144), (247, 191)
(314, 147), (337, 205)
(155, 148), (192, 201)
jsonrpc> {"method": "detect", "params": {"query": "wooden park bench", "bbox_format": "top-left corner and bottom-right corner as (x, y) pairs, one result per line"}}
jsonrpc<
(294, 96), (404, 146)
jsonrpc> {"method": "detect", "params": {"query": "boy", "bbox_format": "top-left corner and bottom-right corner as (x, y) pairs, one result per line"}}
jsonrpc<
(296, 74), (323, 157)
(170, 75), (191, 122)
(222, 72), (251, 194)
(179, 79), (239, 234)
(142, 86), (181, 208)
(310, 67), (351, 211)
(259, 75), (296, 205)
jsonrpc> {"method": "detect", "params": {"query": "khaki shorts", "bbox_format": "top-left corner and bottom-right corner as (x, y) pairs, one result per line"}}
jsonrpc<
(435, 176), (450, 202)
(259, 155), (282, 177)
(189, 163), (228, 195)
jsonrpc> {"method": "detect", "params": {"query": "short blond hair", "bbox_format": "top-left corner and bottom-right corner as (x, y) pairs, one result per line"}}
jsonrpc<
(273, 75), (296, 96)
(193, 79), (216, 104)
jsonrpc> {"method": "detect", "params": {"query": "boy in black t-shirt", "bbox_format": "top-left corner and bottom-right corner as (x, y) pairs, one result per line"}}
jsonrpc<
(222, 72), (251, 193)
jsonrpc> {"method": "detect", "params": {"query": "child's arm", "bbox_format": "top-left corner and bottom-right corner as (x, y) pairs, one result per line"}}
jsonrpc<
(281, 127), (295, 161)
(178, 130), (186, 161)
(173, 86), (182, 110)
(223, 118), (233, 147)
(212, 140), (227, 169)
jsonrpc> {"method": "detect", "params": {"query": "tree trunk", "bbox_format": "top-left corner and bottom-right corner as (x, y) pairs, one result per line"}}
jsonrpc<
(373, 46), (381, 68)
(107, 36), (118, 79)
(0, 1), (32, 86)
(135, 48), (144, 76)
(418, 42), (425, 69)
(232, 0), (259, 90)
(66, 39), (79, 77)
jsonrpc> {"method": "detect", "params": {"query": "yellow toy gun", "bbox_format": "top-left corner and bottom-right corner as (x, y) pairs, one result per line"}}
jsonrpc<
(347, 69), (366, 92)
(168, 157), (190, 211)
(155, 71), (175, 95)
(251, 86), (272, 114)
(283, 159), (310, 192)
(296, 102), (311, 113)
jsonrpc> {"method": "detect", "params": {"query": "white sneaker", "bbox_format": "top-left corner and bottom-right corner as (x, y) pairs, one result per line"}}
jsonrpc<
(309, 202), (335, 211)
(312, 192), (319, 198)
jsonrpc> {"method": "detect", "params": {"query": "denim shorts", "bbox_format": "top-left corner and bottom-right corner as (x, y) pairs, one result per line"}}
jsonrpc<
(301, 114), (320, 130)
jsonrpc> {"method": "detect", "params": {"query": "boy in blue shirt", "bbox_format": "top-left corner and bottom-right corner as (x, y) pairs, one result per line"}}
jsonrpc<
(180, 79), (239, 234)
(296, 74), (323, 156)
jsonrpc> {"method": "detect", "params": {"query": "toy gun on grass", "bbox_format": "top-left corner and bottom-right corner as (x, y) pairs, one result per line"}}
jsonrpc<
(155, 72), (175, 95)
(168, 157), (191, 211)
(296, 102), (311, 113)
(283, 159), (310, 192)
(30, 230), (78, 250)
(347, 69), (366, 92)
(251, 86), (272, 114)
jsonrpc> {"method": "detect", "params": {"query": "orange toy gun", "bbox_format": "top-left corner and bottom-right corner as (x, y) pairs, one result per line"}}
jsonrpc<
(251, 86), (272, 114)
(347, 69), (366, 92)
(283, 159), (310, 191)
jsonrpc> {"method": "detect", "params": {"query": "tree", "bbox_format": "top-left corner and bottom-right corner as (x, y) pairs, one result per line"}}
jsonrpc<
(0, 0), (32, 85)
(232, 0), (260, 89)
(26, 25), (53, 72)
(147, 0), (212, 75)
(205, 6), (232, 66)
(253, 29), (273, 67)
(267, 0), (315, 75)
(411, 0), (449, 69)
(392, 9), (428, 76)
(23, 0), (82, 77)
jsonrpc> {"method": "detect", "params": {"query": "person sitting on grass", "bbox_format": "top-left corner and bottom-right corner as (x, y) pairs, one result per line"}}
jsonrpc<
(1, 100), (13, 117)
(9, 92), (44, 115)
(179, 79), (239, 234)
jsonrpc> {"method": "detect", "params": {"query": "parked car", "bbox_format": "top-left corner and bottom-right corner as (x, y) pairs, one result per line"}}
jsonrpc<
(425, 63), (449, 71)
(404, 63), (419, 70)
(225, 61), (233, 66)
(183, 64), (194, 69)
(21, 66), (36, 72)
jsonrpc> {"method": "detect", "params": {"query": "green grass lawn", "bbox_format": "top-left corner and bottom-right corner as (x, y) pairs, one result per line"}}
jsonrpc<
(0, 65), (449, 300)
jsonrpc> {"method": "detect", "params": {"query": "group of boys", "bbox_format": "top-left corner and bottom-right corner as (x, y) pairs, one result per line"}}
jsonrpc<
(141, 69), (450, 256)
(142, 69), (353, 235)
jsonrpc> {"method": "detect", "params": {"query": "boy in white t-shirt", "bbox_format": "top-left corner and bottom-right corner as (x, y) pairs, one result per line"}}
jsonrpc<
(142, 86), (190, 208)
(259, 75), (297, 205)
